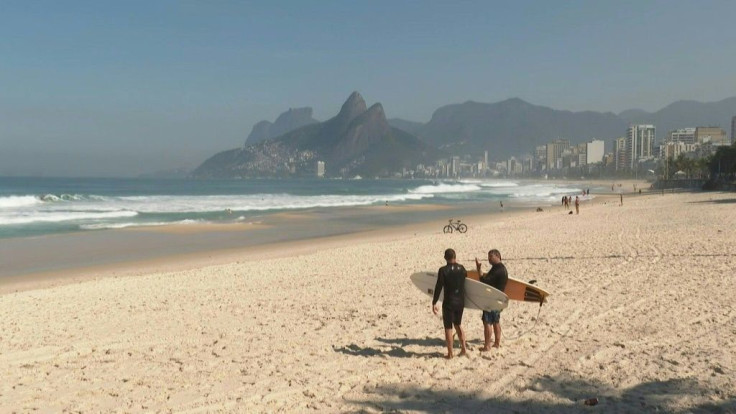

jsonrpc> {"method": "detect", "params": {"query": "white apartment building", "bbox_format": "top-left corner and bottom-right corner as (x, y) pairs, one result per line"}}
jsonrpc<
(586, 139), (605, 164)
(626, 125), (655, 169)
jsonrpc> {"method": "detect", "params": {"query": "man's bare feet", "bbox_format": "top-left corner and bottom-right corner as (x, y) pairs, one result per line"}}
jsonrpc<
(479, 347), (491, 352)
(444, 354), (453, 359)
(458, 350), (467, 357)
(492, 343), (500, 348)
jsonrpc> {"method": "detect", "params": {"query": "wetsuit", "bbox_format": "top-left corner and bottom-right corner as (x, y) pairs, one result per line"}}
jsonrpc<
(433, 263), (467, 329)
(480, 262), (508, 323)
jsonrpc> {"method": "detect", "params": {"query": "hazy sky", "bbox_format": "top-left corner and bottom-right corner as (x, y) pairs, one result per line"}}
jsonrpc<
(1, 0), (735, 177)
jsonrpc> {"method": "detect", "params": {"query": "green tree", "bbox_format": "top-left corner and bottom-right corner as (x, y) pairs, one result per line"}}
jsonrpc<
(708, 143), (736, 179)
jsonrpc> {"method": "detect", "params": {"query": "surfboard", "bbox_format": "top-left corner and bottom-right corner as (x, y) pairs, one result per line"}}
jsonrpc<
(410, 271), (508, 312)
(467, 270), (549, 304)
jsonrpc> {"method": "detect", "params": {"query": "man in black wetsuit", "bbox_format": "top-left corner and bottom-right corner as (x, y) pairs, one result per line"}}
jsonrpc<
(432, 248), (468, 359)
(475, 249), (508, 350)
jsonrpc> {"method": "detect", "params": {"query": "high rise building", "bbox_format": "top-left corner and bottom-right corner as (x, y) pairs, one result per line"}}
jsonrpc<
(316, 161), (325, 177)
(695, 127), (728, 146)
(626, 125), (655, 169)
(545, 139), (570, 170)
(586, 140), (605, 164)
(535, 145), (546, 171)
(668, 128), (696, 144)
(732, 116), (736, 144)
(613, 136), (626, 171)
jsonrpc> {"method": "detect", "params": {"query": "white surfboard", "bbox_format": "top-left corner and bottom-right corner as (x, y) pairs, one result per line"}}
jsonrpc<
(410, 271), (508, 312)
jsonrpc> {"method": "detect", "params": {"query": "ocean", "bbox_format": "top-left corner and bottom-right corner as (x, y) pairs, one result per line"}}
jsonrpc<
(0, 176), (592, 239)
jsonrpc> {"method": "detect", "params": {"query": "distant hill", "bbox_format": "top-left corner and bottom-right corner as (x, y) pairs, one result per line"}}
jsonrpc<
(245, 107), (318, 144)
(414, 98), (626, 157)
(619, 97), (736, 138)
(193, 92), (443, 178)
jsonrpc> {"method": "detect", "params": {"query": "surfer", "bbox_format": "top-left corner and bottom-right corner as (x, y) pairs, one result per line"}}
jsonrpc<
(475, 249), (508, 350)
(432, 248), (468, 359)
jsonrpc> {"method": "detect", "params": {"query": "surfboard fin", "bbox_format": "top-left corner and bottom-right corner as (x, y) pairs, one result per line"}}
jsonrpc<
(528, 279), (537, 285)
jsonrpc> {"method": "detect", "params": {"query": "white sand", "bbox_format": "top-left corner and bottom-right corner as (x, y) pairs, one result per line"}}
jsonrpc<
(1, 191), (735, 412)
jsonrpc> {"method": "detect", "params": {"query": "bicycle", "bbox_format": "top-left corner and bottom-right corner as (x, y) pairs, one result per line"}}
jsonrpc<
(443, 219), (467, 234)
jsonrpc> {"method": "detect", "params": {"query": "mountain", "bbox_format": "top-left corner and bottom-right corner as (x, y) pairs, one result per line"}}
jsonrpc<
(193, 92), (443, 178)
(388, 118), (424, 135)
(415, 98), (627, 157)
(619, 97), (736, 137)
(245, 107), (318, 144)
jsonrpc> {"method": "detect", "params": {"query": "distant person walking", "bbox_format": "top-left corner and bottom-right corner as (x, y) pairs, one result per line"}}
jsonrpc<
(620, 193), (623, 206)
(499, 200), (504, 212)
(575, 196), (580, 214)
(432, 248), (468, 359)
(475, 249), (508, 350)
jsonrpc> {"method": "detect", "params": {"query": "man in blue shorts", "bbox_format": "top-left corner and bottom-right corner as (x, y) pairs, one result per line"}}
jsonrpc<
(432, 248), (468, 359)
(475, 249), (508, 350)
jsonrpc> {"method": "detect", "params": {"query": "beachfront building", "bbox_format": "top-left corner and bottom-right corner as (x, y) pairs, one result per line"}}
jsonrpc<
(546, 139), (570, 170)
(534, 145), (546, 172)
(732, 116), (736, 144)
(695, 126), (728, 146)
(316, 160), (325, 177)
(625, 125), (655, 170)
(661, 141), (697, 160)
(613, 136), (627, 171)
(668, 128), (696, 144)
(586, 139), (605, 165)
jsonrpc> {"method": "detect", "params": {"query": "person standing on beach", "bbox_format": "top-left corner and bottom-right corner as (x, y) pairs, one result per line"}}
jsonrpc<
(575, 196), (580, 215)
(432, 248), (468, 359)
(475, 249), (508, 350)
(620, 193), (623, 206)
(500, 200), (504, 212)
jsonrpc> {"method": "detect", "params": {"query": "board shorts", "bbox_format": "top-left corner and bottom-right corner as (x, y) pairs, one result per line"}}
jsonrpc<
(482, 310), (501, 324)
(442, 304), (464, 329)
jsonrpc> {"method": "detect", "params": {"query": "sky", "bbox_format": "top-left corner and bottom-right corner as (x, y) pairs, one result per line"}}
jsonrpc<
(1, 0), (735, 177)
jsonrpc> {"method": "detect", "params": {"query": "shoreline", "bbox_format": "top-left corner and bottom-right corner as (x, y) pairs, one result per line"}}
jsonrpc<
(0, 184), (656, 295)
(0, 203), (530, 295)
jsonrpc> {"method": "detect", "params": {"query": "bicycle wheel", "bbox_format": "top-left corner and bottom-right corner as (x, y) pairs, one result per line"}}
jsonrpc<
(458, 224), (467, 233)
(443, 225), (453, 233)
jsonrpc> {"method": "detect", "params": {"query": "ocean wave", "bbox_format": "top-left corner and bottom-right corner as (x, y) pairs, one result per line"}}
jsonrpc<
(458, 179), (519, 188)
(0, 210), (138, 225)
(38, 194), (109, 202)
(102, 193), (431, 213)
(79, 219), (201, 230)
(0, 195), (42, 209)
(409, 183), (482, 194)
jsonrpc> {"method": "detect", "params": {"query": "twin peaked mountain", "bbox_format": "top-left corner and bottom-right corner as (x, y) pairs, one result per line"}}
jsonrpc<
(194, 92), (736, 178)
(194, 92), (441, 178)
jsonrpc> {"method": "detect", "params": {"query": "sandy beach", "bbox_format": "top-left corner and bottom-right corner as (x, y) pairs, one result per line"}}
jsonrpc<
(1, 190), (735, 412)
